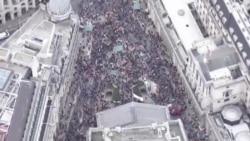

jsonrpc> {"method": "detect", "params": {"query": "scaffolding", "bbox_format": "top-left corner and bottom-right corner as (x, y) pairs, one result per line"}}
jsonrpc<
(0, 73), (21, 141)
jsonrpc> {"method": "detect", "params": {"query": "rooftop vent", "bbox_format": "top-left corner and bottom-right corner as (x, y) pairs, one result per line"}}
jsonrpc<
(214, 37), (224, 46)
(177, 9), (185, 16)
(162, 12), (168, 18)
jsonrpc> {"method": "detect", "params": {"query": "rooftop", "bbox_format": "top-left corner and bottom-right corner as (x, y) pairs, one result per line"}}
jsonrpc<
(191, 36), (241, 82)
(210, 0), (250, 69)
(89, 120), (188, 141)
(207, 104), (250, 141)
(162, 0), (204, 52)
(96, 102), (170, 128)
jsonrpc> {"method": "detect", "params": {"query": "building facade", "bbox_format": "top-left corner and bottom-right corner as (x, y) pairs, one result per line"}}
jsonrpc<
(0, 6), (79, 140)
(194, 0), (250, 113)
(88, 120), (188, 141)
(0, 0), (37, 24)
(147, 0), (250, 114)
(187, 36), (247, 112)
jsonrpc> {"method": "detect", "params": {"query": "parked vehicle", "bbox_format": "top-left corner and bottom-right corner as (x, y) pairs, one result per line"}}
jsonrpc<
(0, 30), (10, 40)
(168, 104), (183, 116)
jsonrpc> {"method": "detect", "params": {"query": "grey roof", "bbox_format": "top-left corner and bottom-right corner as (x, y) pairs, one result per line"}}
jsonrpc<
(6, 81), (35, 141)
(0, 67), (13, 91)
(211, 0), (250, 68)
(96, 102), (170, 128)
(191, 46), (240, 81)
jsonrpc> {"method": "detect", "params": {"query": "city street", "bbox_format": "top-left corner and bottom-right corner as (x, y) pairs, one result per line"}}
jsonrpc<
(56, 0), (203, 141)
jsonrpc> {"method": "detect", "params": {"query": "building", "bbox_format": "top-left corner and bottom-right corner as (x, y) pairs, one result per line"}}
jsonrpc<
(147, 0), (250, 114)
(187, 36), (246, 112)
(194, 0), (250, 70)
(88, 120), (188, 141)
(47, 0), (72, 22)
(0, 0), (37, 24)
(0, 4), (79, 141)
(147, 0), (206, 115)
(96, 102), (171, 128)
(0, 65), (33, 141)
(90, 102), (188, 141)
(194, 0), (250, 115)
(206, 104), (250, 141)
(147, 0), (250, 139)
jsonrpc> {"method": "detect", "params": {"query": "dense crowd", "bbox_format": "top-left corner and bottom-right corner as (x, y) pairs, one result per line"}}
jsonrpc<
(55, 0), (204, 141)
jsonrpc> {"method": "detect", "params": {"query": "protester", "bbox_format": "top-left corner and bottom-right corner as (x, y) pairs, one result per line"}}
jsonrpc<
(55, 0), (200, 140)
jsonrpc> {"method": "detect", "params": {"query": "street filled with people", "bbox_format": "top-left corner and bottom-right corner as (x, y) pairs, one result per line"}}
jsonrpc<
(55, 0), (204, 141)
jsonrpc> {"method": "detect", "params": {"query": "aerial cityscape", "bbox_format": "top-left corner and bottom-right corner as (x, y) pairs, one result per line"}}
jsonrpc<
(1, 0), (250, 141)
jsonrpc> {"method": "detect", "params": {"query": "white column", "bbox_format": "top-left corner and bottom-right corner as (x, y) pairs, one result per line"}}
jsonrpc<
(7, 0), (12, 6)
(0, 0), (4, 11)
(31, 0), (36, 8)
(1, 13), (6, 24)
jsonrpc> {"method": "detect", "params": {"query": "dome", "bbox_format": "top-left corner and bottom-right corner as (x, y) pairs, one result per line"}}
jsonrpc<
(235, 132), (250, 141)
(221, 105), (242, 125)
(177, 9), (185, 16)
(47, 0), (72, 21)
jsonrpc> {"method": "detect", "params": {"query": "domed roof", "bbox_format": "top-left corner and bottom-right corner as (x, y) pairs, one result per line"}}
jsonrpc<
(221, 105), (242, 123)
(47, 0), (71, 16)
(235, 132), (250, 141)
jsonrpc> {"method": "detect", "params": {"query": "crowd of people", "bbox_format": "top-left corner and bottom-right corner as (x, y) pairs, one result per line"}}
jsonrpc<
(55, 0), (204, 141)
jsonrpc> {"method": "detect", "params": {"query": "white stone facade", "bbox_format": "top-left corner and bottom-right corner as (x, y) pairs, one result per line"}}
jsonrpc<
(147, 0), (250, 114)
(194, 0), (222, 36)
(186, 37), (247, 112)
(0, 0), (36, 24)
(194, 0), (250, 113)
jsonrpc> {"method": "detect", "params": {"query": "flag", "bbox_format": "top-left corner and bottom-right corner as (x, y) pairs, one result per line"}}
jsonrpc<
(207, 46), (212, 57)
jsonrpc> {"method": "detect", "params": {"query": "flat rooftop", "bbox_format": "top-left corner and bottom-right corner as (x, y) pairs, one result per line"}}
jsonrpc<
(89, 121), (188, 141)
(96, 102), (171, 128)
(191, 37), (241, 81)
(207, 105), (250, 141)
(162, 0), (203, 51)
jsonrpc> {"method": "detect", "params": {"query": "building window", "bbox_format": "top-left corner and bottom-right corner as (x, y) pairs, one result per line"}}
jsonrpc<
(212, 0), (218, 5)
(219, 11), (223, 17)
(224, 92), (229, 97)
(233, 34), (238, 41)
(223, 90), (232, 97)
(216, 5), (221, 11)
(222, 17), (227, 24)
(229, 27), (234, 34)
(196, 70), (199, 80)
